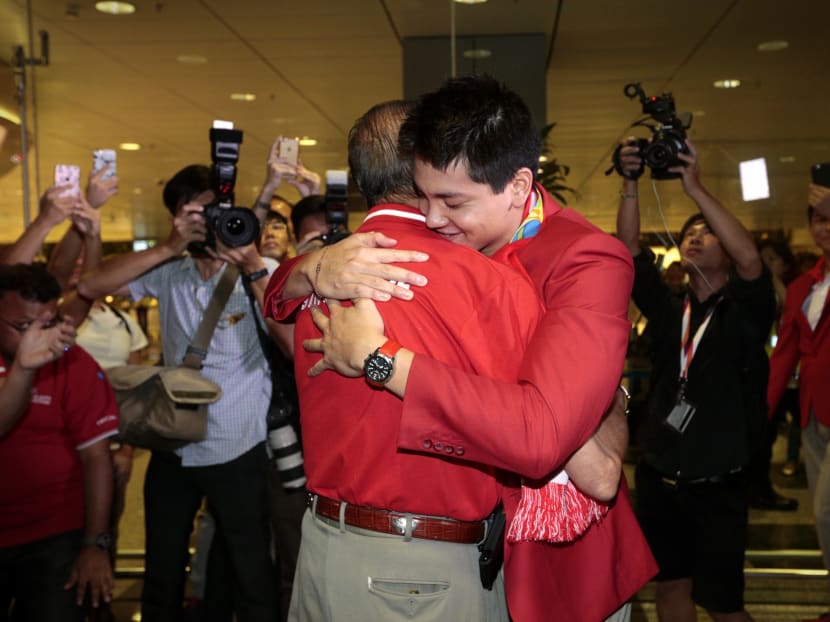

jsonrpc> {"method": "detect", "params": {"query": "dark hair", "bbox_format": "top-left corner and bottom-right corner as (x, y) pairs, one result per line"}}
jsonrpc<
(808, 204), (815, 223)
(678, 213), (707, 241)
(0, 263), (61, 303)
(758, 238), (798, 285)
(290, 195), (327, 237)
(264, 209), (289, 226)
(398, 75), (541, 193)
(348, 100), (415, 207)
(162, 164), (211, 215)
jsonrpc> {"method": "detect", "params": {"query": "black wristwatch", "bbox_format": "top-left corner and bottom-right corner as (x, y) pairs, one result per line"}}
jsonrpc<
(243, 267), (269, 283)
(363, 340), (402, 387)
(82, 532), (114, 551)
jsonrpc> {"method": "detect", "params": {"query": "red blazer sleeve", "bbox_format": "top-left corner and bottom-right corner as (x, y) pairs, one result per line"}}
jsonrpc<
(767, 280), (805, 416)
(397, 228), (634, 479)
(263, 256), (304, 321)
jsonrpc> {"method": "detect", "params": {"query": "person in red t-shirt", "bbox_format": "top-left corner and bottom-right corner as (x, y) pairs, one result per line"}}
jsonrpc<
(272, 78), (657, 622)
(0, 263), (119, 620)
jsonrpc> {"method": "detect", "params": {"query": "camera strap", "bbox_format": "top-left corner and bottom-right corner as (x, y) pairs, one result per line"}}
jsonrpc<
(181, 264), (240, 370)
(242, 281), (299, 423)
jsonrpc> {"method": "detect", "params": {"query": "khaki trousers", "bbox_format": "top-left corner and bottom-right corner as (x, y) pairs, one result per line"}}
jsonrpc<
(288, 507), (507, 622)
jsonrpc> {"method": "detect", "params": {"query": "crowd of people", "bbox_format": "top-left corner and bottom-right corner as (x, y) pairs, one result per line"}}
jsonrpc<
(0, 74), (829, 622)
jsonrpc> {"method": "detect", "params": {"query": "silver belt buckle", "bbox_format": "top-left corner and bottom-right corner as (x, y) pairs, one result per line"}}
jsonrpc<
(391, 514), (420, 538)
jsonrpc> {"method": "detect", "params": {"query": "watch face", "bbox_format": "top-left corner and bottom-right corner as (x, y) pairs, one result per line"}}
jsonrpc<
(365, 355), (393, 384)
(97, 532), (114, 550)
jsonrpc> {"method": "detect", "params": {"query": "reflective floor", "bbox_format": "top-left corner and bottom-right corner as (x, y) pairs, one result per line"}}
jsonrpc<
(105, 433), (827, 621)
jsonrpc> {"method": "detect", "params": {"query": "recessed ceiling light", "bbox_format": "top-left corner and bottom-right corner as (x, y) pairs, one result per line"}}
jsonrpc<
(230, 93), (256, 102)
(757, 40), (789, 52)
(713, 79), (741, 89)
(176, 55), (207, 64)
(298, 137), (317, 147)
(779, 155), (796, 163)
(454, 0), (487, 4)
(463, 49), (492, 59)
(119, 142), (141, 151)
(95, 1), (136, 15)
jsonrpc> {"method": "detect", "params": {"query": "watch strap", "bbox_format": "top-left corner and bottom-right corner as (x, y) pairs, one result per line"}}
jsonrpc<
(378, 339), (402, 360)
(243, 267), (269, 283)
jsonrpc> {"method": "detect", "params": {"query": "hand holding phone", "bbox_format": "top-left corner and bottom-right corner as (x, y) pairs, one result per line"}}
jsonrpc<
(92, 149), (117, 180)
(54, 164), (81, 197)
(274, 137), (299, 167)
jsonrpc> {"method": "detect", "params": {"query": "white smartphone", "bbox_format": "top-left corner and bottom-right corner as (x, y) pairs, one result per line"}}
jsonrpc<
(275, 137), (299, 167)
(92, 149), (117, 179)
(54, 164), (81, 197)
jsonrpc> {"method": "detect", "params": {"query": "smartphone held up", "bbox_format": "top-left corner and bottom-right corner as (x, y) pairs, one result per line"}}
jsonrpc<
(811, 162), (830, 189)
(54, 164), (81, 197)
(92, 149), (117, 179)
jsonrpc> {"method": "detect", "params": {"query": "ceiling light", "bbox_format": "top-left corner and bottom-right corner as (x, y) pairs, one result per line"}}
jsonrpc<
(713, 79), (741, 89)
(95, 1), (136, 15)
(298, 137), (317, 147)
(119, 142), (141, 151)
(176, 55), (207, 64)
(779, 156), (796, 163)
(230, 93), (256, 102)
(757, 40), (789, 52)
(454, 0), (488, 4)
(463, 49), (492, 59)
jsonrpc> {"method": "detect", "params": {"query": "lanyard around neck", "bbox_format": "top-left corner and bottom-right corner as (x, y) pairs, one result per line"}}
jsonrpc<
(679, 295), (721, 381)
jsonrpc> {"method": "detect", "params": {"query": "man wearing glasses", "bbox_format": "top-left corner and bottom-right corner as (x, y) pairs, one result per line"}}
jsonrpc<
(0, 263), (119, 620)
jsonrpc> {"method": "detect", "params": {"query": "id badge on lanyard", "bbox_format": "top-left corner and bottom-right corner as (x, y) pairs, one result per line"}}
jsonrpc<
(663, 295), (720, 435)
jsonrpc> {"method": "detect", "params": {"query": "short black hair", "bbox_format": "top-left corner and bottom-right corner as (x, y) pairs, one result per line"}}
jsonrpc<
(808, 204), (815, 223)
(264, 209), (289, 226)
(399, 74), (541, 193)
(162, 164), (211, 215)
(348, 100), (415, 207)
(679, 213), (707, 241)
(291, 195), (327, 237)
(0, 263), (61, 303)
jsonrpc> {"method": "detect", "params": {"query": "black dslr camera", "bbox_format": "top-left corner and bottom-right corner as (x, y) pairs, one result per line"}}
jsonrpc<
(608, 83), (693, 180)
(318, 170), (351, 246)
(200, 121), (260, 249)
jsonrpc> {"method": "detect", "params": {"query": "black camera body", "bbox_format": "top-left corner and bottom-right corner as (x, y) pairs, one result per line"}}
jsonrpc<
(319, 170), (350, 246)
(199, 124), (260, 250)
(609, 83), (692, 181)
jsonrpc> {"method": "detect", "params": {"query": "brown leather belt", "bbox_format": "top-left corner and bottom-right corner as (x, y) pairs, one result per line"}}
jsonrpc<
(311, 494), (485, 544)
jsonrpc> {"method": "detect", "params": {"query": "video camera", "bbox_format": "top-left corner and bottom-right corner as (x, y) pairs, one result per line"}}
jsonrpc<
(607, 83), (693, 180)
(199, 121), (260, 250)
(318, 170), (350, 246)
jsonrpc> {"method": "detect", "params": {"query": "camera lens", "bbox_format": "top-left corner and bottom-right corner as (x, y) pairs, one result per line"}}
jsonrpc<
(215, 207), (260, 247)
(645, 142), (672, 169)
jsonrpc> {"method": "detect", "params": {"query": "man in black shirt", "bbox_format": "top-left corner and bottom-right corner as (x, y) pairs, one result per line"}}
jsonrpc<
(616, 138), (775, 621)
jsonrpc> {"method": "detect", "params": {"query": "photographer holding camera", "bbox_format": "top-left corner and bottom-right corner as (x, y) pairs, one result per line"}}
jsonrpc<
(78, 161), (285, 622)
(616, 138), (775, 622)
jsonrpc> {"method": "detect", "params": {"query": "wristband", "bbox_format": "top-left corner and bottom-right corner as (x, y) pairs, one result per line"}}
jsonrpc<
(243, 267), (269, 283)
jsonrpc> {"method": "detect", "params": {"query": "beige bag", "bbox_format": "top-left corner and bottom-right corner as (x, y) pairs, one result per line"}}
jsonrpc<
(107, 264), (239, 451)
(108, 365), (222, 451)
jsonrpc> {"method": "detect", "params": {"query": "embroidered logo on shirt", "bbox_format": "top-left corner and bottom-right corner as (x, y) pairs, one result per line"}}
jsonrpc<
(31, 392), (52, 406)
